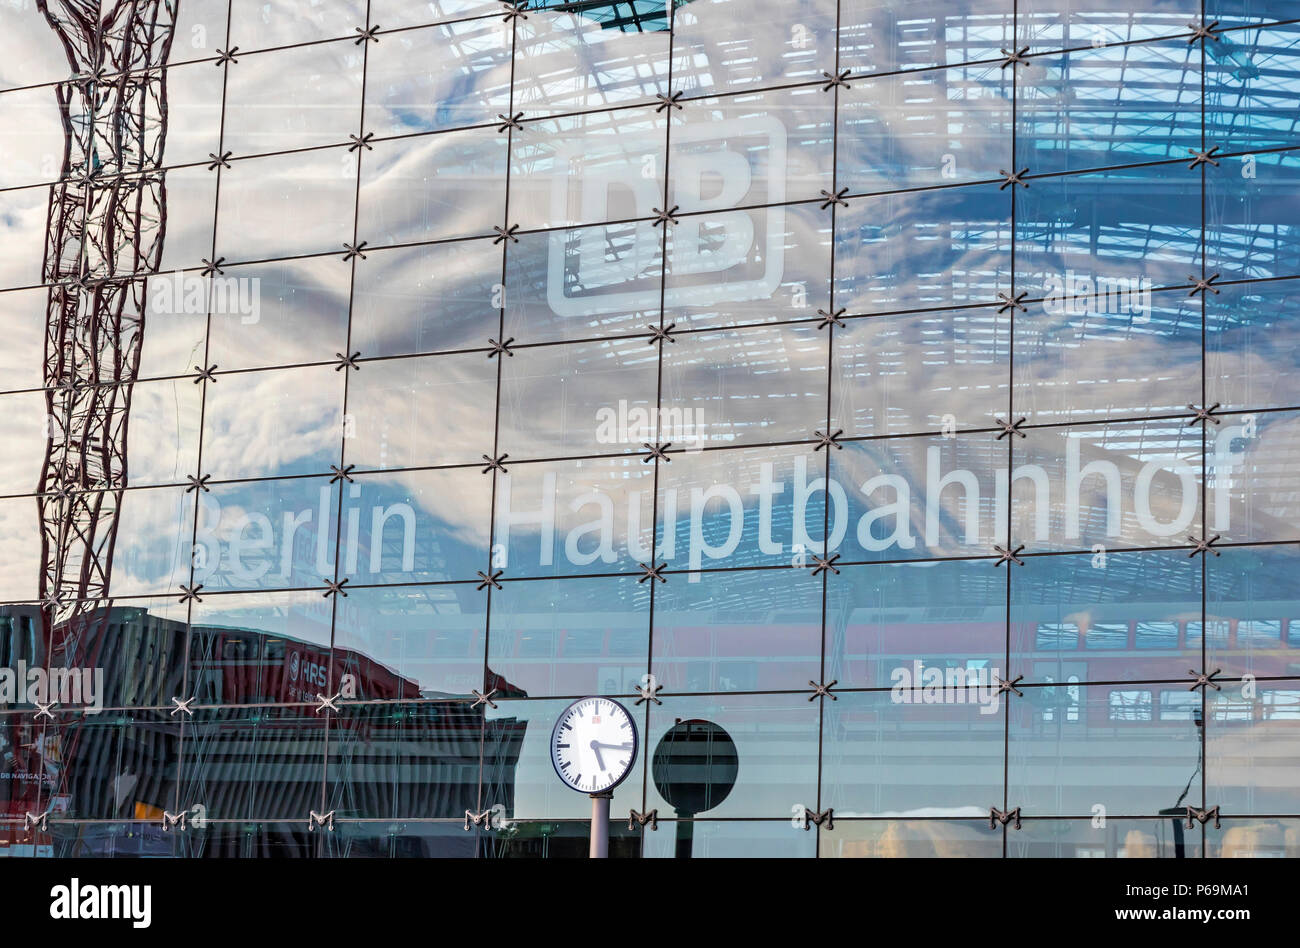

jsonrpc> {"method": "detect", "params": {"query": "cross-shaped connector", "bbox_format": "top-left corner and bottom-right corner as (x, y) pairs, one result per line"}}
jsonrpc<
(628, 809), (659, 831)
(817, 307), (846, 330)
(813, 429), (843, 451)
(342, 241), (368, 261)
(501, 1), (528, 22)
(471, 688), (498, 709)
(996, 674), (1024, 697)
(481, 453), (510, 474)
(1186, 20), (1220, 44)
(178, 583), (204, 604)
(492, 224), (520, 244)
(1184, 805), (1221, 829)
(24, 810), (50, 832)
(322, 577), (350, 598)
(348, 132), (375, 152)
(308, 810), (335, 831)
(638, 561), (667, 585)
(1187, 146), (1221, 169)
(635, 680), (663, 705)
(1188, 668), (1222, 692)
(192, 364), (218, 384)
(314, 692), (342, 713)
(335, 350), (361, 371)
(215, 47), (239, 65)
(999, 46), (1030, 69)
(642, 442), (671, 463)
(1187, 534), (1222, 558)
(206, 150), (232, 170)
(652, 205), (680, 227)
(993, 544), (1025, 567)
(1186, 403), (1221, 426)
(809, 553), (841, 576)
(647, 323), (676, 346)
(654, 91), (684, 112)
(487, 336), (515, 358)
(56, 373), (81, 393)
(496, 111), (524, 133)
(996, 417), (1027, 440)
(476, 570), (503, 591)
(162, 811), (187, 832)
(1187, 273), (1221, 297)
(464, 809), (492, 830)
(999, 167), (1030, 190)
(354, 25), (381, 44)
(42, 594), (63, 612)
(802, 807), (834, 830)
(201, 257), (226, 277)
(808, 679), (838, 701)
(170, 696), (195, 717)
(185, 474), (211, 493)
(821, 69), (852, 91)
(819, 187), (849, 210)
(34, 701), (56, 720)
(996, 290), (1028, 313)
(990, 806), (1022, 829)
(329, 464), (356, 484)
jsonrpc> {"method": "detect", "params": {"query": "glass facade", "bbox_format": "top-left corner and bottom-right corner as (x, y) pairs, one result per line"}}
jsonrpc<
(0, 0), (1297, 858)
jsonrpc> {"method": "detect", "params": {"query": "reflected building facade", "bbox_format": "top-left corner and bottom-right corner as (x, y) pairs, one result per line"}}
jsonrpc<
(0, 0), (1298, 857)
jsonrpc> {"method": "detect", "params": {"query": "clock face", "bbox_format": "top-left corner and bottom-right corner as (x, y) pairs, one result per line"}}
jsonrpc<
(550, 697), (638, 794)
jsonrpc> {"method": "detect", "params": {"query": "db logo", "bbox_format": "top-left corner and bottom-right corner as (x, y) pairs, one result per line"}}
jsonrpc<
(288, 652), (300, 682)
(546, 116), (787, 317)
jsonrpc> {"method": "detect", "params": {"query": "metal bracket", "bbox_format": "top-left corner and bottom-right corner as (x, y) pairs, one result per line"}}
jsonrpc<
(24, 810), (50, 832)
(354, 25), (381, 44)
(1187, 273), (1221, 297)
(1185, 805), (1221, 829)
(34, 701), (56, 720)
(817, 307), (846, 329)
(501, 2), (528, 22)
(201, 257), (225, 277)
(348, 132), (375, 152)
(996, 290), (1028, 313)
(635, 681), (664, 705)
(496, 111), (524, 133)
(990, 806), (1022, 829)
(820, 69), (852, 91)
(995, 416), (1028, 440)
(803, 807), (834, 830)
(994, 544), (1025, 567)
(641, 441), (671, 463)
(329, 464), (356, 484)
(492, 224), (520, 244)
(314, 692), (342, 713)
(322, 577), (350, 598)
(464, 809), (491, 830)
(1188, 668), (1223, 692)
(162, 810), (187, 831)
(1187, 534), (1222, 558)
(178, 583), (204, 603)
(206, 150), (232, 170)
(628, 809), (659, 831)
(1187, 146), (1221, 169)
(654, 91), (683, 113)
(184, 474), (211, 493)
(808, 679), (838, 701)
(308, 810), (335, 831)
(1186, 402), (1221, 426)
(487, 337), (515, 358)
(813, 428), (843, 451)
(809, 553), (841, 576)
(476, 570), (503, 591)
(215, 47), (239, 65)
(192, 364), (218, 384)
(480, 453), (510, 474)
(170, 696), (195, 717)
(999, 167), (1029, 190)
(471, 689), (498, 709)
(342, 241), (368, 262)
(334, 351), (361, 371)
(999, 46), (1030, 69)
(652, 205), (680, 227)
(819, 187), (849, 210)
(1186, 20), (1221, 44)
(996, 674), (1024, 697)
(638, 561), (667, 585)
(647, 323), (676, 346)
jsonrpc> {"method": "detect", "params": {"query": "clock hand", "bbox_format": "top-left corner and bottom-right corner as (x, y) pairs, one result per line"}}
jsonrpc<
(589, 739), (606, 770)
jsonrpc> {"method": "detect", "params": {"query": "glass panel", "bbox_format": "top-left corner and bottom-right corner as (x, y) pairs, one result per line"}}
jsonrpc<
(643, 819), (818, 858)
(1207, 681), (1300, 814)
(0, 85), (66, 189)
(217, 148), (356, 260)
(1205, 22), (1300, 154)
(820, 819), (1004, 857)
(0, 390), (54, 496)
(839, 0), (1014, 74)
(1206, 148), (1300, 282)
(228, 0), (367, 50)
(1206, 409), (1300, 545)
(1017, 0), (1200, 52)
(0, 186), (49, 291)
(1207, 545), (1300, 679)
(0, 288), (48, 392)
(1207, 277), (1300, 412)
(1008, 818), (1202, 857)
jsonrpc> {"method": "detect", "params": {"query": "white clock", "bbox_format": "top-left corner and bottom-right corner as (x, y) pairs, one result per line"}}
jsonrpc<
(550, 696), (639, 794)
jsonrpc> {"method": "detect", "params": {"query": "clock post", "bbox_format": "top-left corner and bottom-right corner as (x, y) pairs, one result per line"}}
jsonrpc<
(589, 791), (612, 858)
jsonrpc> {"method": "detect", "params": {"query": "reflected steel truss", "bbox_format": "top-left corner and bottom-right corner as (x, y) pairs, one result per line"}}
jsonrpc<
(36, 0), (177, 647)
